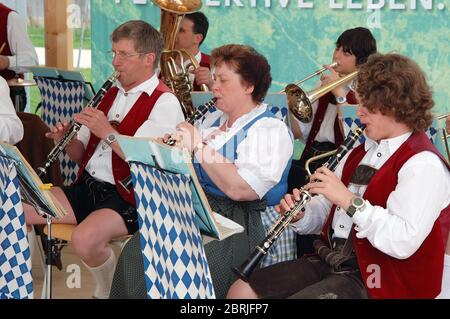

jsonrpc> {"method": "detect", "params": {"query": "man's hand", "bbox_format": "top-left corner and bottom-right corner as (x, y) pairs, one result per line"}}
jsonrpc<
(194, 66), (213, 90)
(320, 64), (346, 98)
(73, 107), (115, 140)
(275, 188), (305, 223)
(45, 120), (72, 143)
(304, 166), (354, 210)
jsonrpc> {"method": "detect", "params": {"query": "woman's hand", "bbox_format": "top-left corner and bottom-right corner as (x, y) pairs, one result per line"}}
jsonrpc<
(175, 122), (202, 152)
(304, 166), (354, 210)
(275, 188), (305, 223)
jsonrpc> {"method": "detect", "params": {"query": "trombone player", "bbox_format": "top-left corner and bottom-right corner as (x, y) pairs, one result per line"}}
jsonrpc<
(287, 27), (377, 257)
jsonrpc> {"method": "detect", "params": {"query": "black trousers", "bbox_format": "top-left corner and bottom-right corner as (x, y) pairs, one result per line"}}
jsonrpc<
(287, 141), (337, 257)
(249, 255), (368, 299)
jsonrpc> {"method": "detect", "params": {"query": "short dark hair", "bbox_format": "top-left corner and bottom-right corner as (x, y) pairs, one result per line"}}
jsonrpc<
(336, 27), (377, 65)
(356, 53), (434, 131)
(211, 44), (272, 103)
(111, 20), (163, 68)
(184, 12), (209, 46)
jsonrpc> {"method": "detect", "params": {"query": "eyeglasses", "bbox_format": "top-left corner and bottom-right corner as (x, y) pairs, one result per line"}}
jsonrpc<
(107, 50), (148, 60)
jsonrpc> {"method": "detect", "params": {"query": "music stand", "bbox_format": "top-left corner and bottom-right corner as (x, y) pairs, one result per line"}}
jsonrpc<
(28, 66), (95, 104)
(115, 136), (244, 298)
(0, 143), (66, 299)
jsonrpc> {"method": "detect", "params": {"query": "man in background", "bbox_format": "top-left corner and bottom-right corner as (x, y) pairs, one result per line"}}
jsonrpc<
(0, 2), (38, 112)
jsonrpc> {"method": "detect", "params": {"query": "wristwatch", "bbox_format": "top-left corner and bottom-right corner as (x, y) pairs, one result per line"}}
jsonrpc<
(105, 133), (117, 146)
(346, 196), (366, 218)
(335, 96), (347, 104)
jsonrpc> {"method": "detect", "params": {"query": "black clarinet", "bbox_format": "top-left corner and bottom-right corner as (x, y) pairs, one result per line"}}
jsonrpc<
(233, 124), (366, 281)
(37, 71), (120, 178)
(117, 97), (217, 193)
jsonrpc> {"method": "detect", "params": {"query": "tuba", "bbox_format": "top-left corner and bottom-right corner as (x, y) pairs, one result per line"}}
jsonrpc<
(152, 0), (208, 117)
(285, 70), (358, 123)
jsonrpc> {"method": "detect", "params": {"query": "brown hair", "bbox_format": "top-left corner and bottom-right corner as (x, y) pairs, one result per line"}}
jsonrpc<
(211, 44), (272, 103)
(111, 20), (163, 69)
(355, 53), (434, 131)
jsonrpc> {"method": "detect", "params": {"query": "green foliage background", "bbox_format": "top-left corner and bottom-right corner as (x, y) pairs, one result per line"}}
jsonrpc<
(91, 1), (449, 116)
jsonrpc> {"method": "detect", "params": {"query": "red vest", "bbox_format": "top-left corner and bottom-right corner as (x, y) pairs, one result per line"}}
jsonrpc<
(192, 52), (210, 91)
(77, 80), (171, 206)
(322, 132), (450, 298)
(300, 91), (357, 163)
(0, 4), (16, 80)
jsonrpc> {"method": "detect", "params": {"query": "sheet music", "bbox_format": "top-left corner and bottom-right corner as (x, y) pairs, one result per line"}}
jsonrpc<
(0, 142), (67, 219)
(117, 135), (244, 241)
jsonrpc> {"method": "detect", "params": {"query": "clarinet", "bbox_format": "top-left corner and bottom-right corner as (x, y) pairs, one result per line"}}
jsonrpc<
(37, 71), (120, 179)
(233, 124), (366, 282)
(117, 97), (217, 192)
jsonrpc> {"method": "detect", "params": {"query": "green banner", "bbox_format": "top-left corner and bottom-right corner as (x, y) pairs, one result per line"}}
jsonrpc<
(91, 0), (449, 116)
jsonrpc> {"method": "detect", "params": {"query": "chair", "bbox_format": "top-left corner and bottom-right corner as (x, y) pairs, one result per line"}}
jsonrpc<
(34, 76), (85, 186)
(39, 223), (131, 298)
(429, 117), (449, 162)
(340, 105), (366, 145)
(191, 91), (289, 122)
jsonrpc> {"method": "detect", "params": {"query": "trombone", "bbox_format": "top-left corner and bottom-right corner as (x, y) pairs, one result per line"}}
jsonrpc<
(280, 62), (338, 93)
(285, 70), (358, 123)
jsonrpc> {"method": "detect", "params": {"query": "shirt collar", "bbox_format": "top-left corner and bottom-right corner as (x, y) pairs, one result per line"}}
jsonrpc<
(116, 73), (159, 95)
(223, 103), (267, 129)
(364, 131), (413, 154)
(195, 51), (202, 63)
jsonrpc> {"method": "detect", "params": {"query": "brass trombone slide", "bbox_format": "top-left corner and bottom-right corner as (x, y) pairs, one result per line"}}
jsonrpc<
(280, 62), (338, 93)
(436, 112), (450, 162)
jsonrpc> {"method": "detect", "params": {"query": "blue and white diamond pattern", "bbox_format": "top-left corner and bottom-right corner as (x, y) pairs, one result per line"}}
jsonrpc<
(131, 163), (215, 299)
(268, 105), (288, 122)
(0, 157), (33, 299)
(198, 103), (287, 122)
(35, 77), (84, 186)
(343, 117), (366, 145)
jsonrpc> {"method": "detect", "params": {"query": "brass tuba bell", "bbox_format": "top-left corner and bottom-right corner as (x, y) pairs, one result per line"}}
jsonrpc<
(285, 70), (358, 123)
(152, 0), (207, 117)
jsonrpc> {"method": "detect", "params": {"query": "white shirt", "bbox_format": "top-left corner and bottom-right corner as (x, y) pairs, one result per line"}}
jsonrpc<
(296, 84), (352, 144)
(199, 104), (293, 199)
(77, 74), (184, 184)
(4, 11), (38, 72)
(183, 51), (202, 87)
(0, 75), (23, 144)
(292, 132), (450, 259)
